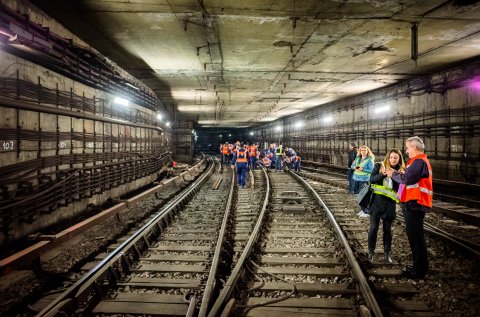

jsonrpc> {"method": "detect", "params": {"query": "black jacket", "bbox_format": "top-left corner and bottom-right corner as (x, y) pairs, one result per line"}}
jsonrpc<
(368, 162), (400, 219)
(347, 148), (357, 168)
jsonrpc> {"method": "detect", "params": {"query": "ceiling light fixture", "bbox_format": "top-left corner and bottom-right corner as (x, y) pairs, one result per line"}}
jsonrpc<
(125, 82), (140, 90)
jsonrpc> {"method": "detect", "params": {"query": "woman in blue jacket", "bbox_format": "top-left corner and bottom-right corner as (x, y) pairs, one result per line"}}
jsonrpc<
(351, 145), (375, 217)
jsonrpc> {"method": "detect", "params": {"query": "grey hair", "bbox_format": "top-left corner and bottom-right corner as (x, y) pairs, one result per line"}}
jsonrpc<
(406, 136), (425, 151)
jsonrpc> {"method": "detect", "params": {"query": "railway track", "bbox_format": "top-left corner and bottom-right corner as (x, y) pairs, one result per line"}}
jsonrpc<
(299, 164), (480, 252)
(295, 167), (480, 316)
(209, 169), (384, 317)
(4, 158), (477, 316)
(34, 158), (230, 316)
(0, 157), (208, 316)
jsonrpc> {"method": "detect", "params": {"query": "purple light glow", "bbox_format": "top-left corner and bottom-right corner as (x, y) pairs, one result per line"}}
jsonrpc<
(468, 77), (480, 90)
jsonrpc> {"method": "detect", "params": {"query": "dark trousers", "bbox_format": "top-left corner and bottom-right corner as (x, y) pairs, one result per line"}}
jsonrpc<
(294, 158), (301, 171)
(222, 154), (229, 165)
(368, 211), (394, 253)
(275, 156), (282, 170)
(249, 157), (256, 170)
(353, 180), (367, 194)
(403, 205), (428, 275)
(236, 163), (248, 187)
(347, 169), (355, 192)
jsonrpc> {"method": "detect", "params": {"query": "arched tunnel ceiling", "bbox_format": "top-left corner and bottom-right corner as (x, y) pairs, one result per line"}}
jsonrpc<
(30, 0), (480, 127)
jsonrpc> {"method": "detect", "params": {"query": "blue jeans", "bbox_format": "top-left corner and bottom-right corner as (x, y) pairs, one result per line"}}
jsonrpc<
(294, 158), (301, 171)
(222, 154), (229, 165)
(353, 180), (367, 194)
(275, 157), (282, 170)
(236, 163), (248, 187)
(249, 157), (257, 170)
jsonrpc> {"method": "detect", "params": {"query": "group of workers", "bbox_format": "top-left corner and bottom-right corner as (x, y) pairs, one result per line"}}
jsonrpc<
(220, 136), (432, 280)
(219, 141), (302, 188)
(348, 136), (433, 280)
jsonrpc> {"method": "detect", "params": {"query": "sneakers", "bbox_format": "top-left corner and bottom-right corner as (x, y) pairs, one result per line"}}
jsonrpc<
(368, 251), (374, 262)
(358, 210), (369, 218)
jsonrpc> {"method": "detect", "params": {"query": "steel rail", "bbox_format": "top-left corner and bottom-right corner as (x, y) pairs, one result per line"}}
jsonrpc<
(397, 215), (480, 261)
(207, 167), (270, 317)
(198, 160), (236, 316)
(35, 156), (213, 317)
(289, 170), (384, 317)
(300, 168), (480, 262)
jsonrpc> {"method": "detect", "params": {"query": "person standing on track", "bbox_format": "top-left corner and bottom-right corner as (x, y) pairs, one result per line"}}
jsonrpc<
(347, 142), (358, 193)
(231, 143), (250, 188)
(367, 148), (405, 263)
(351, 145), (375, 217)
(386, 136), (433, 279)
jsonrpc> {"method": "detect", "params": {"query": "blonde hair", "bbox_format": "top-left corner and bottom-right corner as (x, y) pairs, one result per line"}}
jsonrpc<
(359, 145), (375, 161)
(383, 148), (405, 172)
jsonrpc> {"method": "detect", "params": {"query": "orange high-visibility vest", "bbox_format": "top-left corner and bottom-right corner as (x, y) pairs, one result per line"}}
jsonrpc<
(222, 145), (229, 154)
(249, 145), (257, 156)
(400, 153), (433, 208)
(236, 149), (248, 163)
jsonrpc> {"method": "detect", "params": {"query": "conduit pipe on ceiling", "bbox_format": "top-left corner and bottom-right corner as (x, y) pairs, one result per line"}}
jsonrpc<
(0, 3), (160, 111)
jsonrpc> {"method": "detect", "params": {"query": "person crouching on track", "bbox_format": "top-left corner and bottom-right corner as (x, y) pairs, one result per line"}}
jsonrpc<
(351, 145), (375, 217)
(367, 148), (405, 263)
(261, 156), (271, 168)
(231, 143), (250, 188)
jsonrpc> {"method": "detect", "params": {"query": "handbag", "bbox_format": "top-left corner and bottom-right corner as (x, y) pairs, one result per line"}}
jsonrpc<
(356, 183), (373, 209)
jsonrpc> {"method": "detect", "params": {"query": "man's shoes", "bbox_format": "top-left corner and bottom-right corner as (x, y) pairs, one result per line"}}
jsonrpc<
(368, 251), (374, 262)
(402, 264), (413, 271)
(384, 252), (393, 264)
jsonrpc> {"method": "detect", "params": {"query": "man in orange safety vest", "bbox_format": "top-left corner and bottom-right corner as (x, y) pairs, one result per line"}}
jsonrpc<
(386, 136), (432, 279)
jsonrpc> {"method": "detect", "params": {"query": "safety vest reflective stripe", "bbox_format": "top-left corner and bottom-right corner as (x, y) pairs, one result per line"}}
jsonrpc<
(405, 183), (433, 196)
(371, 184), (399, 203)
(236, 150), (248, 163)
(401, 153), (433, 207)
(353, 157), (372, 176)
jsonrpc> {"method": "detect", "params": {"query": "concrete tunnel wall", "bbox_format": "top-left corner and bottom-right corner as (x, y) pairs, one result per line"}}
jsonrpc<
(0, 0), (172, 246)
(252, 61), (480, 184)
